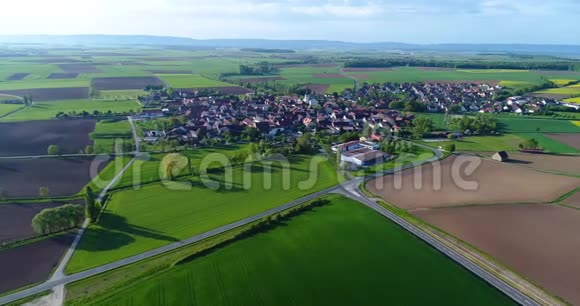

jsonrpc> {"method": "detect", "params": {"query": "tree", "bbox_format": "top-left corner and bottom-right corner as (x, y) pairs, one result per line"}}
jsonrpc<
(519, 138), (540, 150)
(242, 126), (260, 141)
(443, 143), (456, 152)
(31, 204), (84, 235)
(85, 186), (98, 223)
(404, 100), (427, 112)
(295, 133), (314, 154)
(411, 116), (434, 139)
(85, 145), (94, 155)
(47, 144), (60, 156)
(161, 154), (188, 181)
(39, 187), (50, 198)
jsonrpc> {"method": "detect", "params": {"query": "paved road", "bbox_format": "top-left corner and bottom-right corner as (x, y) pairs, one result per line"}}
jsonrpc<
(0, 142), (537, 306)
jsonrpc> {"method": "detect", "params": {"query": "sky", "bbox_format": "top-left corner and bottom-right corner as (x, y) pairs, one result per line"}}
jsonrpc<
(0, 0), (579, 44)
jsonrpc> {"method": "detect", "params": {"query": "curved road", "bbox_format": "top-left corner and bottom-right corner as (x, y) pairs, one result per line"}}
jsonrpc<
(0, 143), (539, 306)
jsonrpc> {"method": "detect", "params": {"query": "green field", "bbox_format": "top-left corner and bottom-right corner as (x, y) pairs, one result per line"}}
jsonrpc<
(96, 90), (146, 100)
(157, 74), (234, 88)
(90, 119), (134, 154)
(84, 195), (514, 306)
(497, 117), (580, 133)
(346, 67), (580, 85)
(66, 153), (339, 272)
(423, 134), (525, 152)
(0, 100), (140, 122)
(0, 79), (90, 90)
(516, 133), (579, 153)
(0, 103), (24, 117)
(536, 85), (580, 96)
(564, 97), (580, 104)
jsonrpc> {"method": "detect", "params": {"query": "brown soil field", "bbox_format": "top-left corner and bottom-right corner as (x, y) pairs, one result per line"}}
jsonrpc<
(0, 233), (74, 294)
(0, 87), (89, 101)
(546, 133), (580, 150)
(0, 119), (96, 157)
(342, 68), (393, 72)
(302, 84), (330, 94)
(47, 73), (79, 79)
(313, 73), (347, 79)
(426, 80), (500, 86)
(414, 204), (580, 305)
(184, 86), (253, 95)
(0, 157), (109, 199)
(528, 93), (572, 100)
(7, 73), (29, 81)
(366, 155), (580, 210)
(562, 191), (580, 208)
(57, 64), (98, 73)
(506, 152), (580, 175)
(240, 76), (285, 83)
(92, 76), (165, 90)
(0, 201), (83, 243)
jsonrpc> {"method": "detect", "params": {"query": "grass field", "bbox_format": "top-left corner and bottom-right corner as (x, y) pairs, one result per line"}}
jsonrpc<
(0, 104), (24, 117)
(157, 74), (234, 88)
(516, 133), (579, 153)
(564, 97), (580, 104)
(499, 81), (535, 89)
(96, 90), (146, 100)
(424, 134), (525, 152)
(344, 67), (580, 86)
(0, 79), (90, 90)
(0, 100), (140, 122)
(536, 85), (580, 96)
(498, 117), (580, 133)
(550, 79), (577, 86)
(83, 195), (514, 306)
(66, 153), (339, 273)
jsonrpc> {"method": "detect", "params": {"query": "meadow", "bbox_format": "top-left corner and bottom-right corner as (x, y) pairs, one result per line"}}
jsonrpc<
(497, 117), (580, 133)
(83, 195), (514, 306)
(157, 74), (235, 88)
(0, 104), (24, 117)
(0, 100), (141, 122)
(66, 153), (339, 272)
(423, 134), (525, 152)
(0, 79), (89, 91)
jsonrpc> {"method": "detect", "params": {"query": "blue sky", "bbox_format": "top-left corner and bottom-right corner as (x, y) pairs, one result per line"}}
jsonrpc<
(1, 0), (579, 44)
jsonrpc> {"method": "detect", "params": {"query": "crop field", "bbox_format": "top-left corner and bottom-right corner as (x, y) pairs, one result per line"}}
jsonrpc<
(0, 119), (96, 156)
(0, 201), (82, 243)
(536, 84), (580, 96)
(345, 67), (580, 85)
(0, 87), (90, 101)
(545, 133), (580, 149)
(0, 158), (110, 199)
(156, 74), (234, 89)
(0, 233), (75, 294)
(564, 97), (580, 104)
(366, 155), (580, 210)
(0, 79), (90, 91)
(90, 120), (134, 154)
(424, 134), (525, 152)
(549, 79), (577, 86)
(81, 196), (513, 306)
(497, 117), (580, 133)
(414, 204), (580, 305)
(96, 90), (146, 100)
(66, 154), (339, 272)
(91, 77), (164, 91)
(0, 100), (141, 122)
(473, 152), (580, 175)
(0, 104), (24, 117)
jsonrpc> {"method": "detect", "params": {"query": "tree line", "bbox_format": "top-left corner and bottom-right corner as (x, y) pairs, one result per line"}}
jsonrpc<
(344, 59), (576, 71)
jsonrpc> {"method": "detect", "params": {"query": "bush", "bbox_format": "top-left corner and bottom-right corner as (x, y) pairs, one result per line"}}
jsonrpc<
(443, 143), (456, 152)
(31, 204), (84, 235)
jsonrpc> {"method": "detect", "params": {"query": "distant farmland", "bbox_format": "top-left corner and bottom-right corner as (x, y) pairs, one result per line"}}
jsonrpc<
(78, 196), (514, 306)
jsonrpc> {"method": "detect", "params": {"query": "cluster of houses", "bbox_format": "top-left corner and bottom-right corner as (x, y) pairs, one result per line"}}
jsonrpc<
(138, 93), (416, 145)
(347, 82), (569, 114)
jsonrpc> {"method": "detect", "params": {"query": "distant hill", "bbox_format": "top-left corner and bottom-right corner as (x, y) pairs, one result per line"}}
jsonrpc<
(1, 35), (580, 56)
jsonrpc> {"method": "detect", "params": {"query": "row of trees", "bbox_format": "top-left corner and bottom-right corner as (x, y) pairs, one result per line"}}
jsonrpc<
(344, 58), (575, 71)
(239, 62), (279, 75)
(31, 204), (84, 235)
(448, 113), (498, 135)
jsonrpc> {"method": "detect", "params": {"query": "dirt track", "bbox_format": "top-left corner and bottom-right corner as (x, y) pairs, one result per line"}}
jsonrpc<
(0, 120), (96, 157)
(0, 201), (83, 243)
(0, 158), (109, 198)
(414, 204), (580, 305)
(0, 234), (74, 294)
(546, 133), (580, 150)
(366, 155), (580, 210)
(562, 192), (580, 208)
